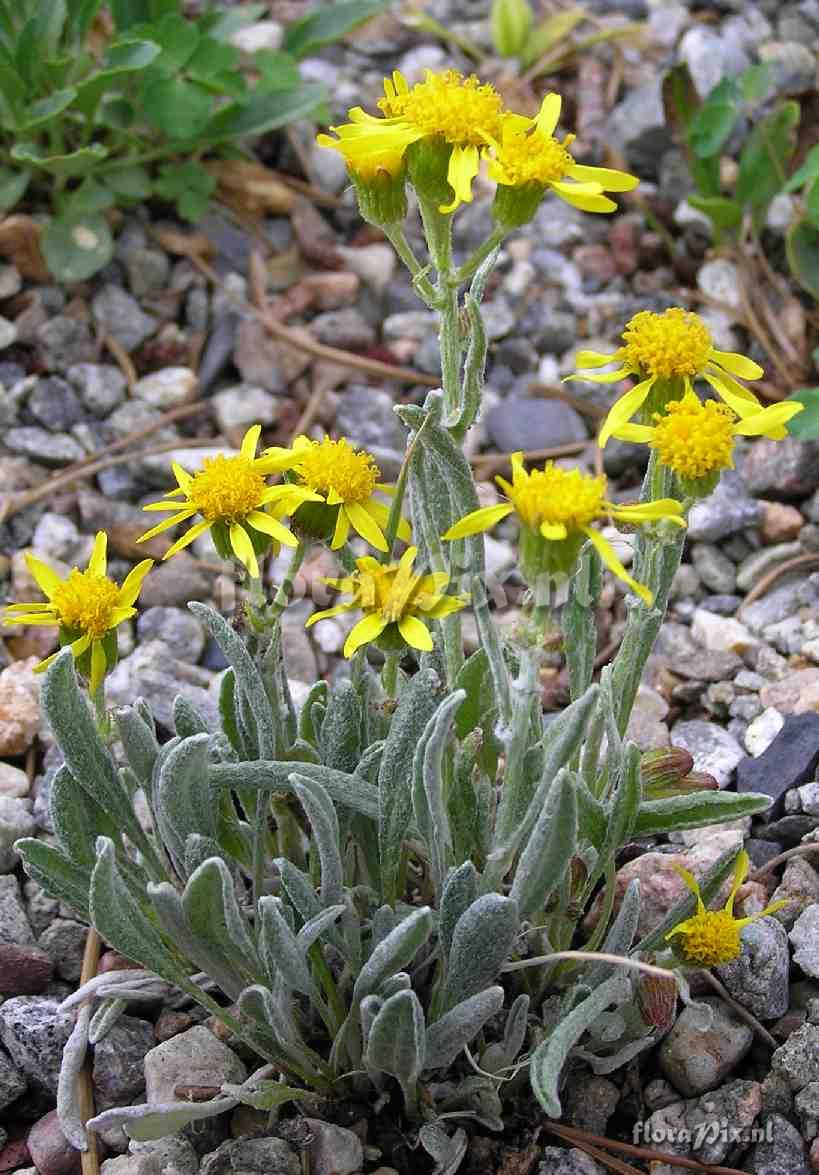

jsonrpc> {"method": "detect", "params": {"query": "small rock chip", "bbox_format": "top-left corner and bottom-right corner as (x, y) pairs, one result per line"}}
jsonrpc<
(790, 905), (819, 979)
(745, 1112), (810, 1175)
(0, 944), (53, 995)
(717, 917), (791, 1020)
(144, 1025), (246, 1105)
(660, 998), (754, 1096)
(27, 1110), (81, 1175)
(37, 919), (88, 983)
(0, 997), (73, 1094)
(736, 712), (819, 812)
(670, 719), (745, 788)
(760, 501), (804, 544)
(0, 658), (40, 756)
(743, 438), (819, 501)
(303, 1121), (363, 1175)
(772, 1022), (819, 1091)
(0, 1049), (26, 1112)
(93, 1015), (155, 1111)
(199, 1137), (299, 1175)
(134, 367), (196, 410)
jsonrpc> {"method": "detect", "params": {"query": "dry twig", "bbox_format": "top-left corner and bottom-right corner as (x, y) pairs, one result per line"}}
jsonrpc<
(78, 929), (101, 1175)
(544, 1121), (751, 1175)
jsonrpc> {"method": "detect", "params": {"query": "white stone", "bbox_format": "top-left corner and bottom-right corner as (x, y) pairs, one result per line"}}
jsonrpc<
(0, 764), (29, 799)
(212, 385), (278, 438)
(692, 608), (759, 655)
(744, 706), (785, 757)
(134, 367), (197, 410)
(797, 781), (819, 816)
(697, 259), (743, 312)
(229, 20), (284, 53)
(0, 796), (36, 872)
(143, 1025), (246, 1105)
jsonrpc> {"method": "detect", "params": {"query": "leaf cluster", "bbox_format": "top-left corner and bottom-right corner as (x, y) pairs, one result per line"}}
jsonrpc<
(0, 0), (386, 280)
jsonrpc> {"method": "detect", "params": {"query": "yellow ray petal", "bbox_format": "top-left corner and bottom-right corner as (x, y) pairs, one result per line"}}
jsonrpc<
(241, 424), (262, 460)
(398, 614), (433, 652)
(118, 559), (154, 607)
(573, 350), (621, 369)
(87, 531), (108, 577)
(172, 461), (193, 492)
(732, 401), (803, 438)
(345, 502), (388, 552)
(138, 508), (198, 543)
(552, 186), (617, 214)
(702, 371), (764, 417)
(343, 612), (388, 657)
(229, 523), (259, 578)
(441, 143), (479, 214)
(611, 423), (655, 443)
(442, 503), (514, 540)
(724, 849), (749, 916)
(709, 349), (764, 380)
(425, 594), (469, 619)
(565, 163), (639, 192)
(534, 92), (562, 137)
(583, 526), (653, 606)
(246, 510), (298, 548)
(24, 554), (62, 600)
(610, 499), (686, 527)
(672, 863), (705, 912)
(163, 519), (212, 560)
(598, 377), (656, 447)
(332, 507), (350, 549)
(305, 602), (356, 628)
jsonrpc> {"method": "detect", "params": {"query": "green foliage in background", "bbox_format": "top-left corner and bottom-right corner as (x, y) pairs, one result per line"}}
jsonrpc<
(0, 0), (387, 281)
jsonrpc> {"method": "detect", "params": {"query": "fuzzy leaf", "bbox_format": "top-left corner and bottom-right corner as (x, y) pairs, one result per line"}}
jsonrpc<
(633, 789), (770, 836)
(88, 1097), (238, 1142)
(443, 894), (518, 1011)
(291, 773), (343, 908)
(379, 668), (443, 903)
(15, 839), (90, 919)
(49, 765), (119, 871)
(149, 881), (244, 1002)
(258, 896), (312, 995)
(155, 734), (215, 875)
(412, 691), (462, 898)
(318, 680), (361, 772)
(439, 862), (479, 963)
(510, 770), (577, 918)
(211, 761), (378, 819)
(182, 857), (262, 983)
(365, 988), (426, 1102)
(354, 906), (434, 1007)
(530, 973), (631, 1116)
(424, 986), (504, 1069)
(114, 704), (159, 787)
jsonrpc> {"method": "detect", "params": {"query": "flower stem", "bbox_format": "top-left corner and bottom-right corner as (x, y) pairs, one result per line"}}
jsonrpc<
(382, 649), (401, 698)
(270, 542), (306, 620)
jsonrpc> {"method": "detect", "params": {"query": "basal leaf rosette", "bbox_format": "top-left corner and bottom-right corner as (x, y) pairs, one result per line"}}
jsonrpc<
(487, 93), (638, 229)
(3, 532), (152, 695)
(138, 426), (319, 579)
(262, 435), (410, 554)
(317, 69), (507, 214)
(306, 546), (468, 658)
(441, 454), (686, 605)
(614, 389), (804, 497)
(570, 308), (768, 446)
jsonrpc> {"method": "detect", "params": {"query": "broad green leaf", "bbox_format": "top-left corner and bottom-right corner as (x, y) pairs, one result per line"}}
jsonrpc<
(202, 83), (326, 142)
(284, 0), (389, 60)
(736, 100), (799, 228)
(785, 144), (819, 193)
(19, 87), (77, 130)
(688, 98), (737, 158)
(255, 50), (302, 92)
(785, 387), (819, 439)
(11, 141), (107, 177)
(787, 216), (819, 299)
(97, 96), (134, 130)
(0, 166), (29, 211)
(104, 163), (151, 200)
(186, 34), (238, 79)
(108, 0), (152, 31)
(520, 6), (585, 69)
(200, 5), (267, 42)
(42, 211), (113, 282)
(142, 76), (212, 139)
(741, 63), (771, 102)
(140, 11), (198, 73)
(63, 177), (116, 215)
(104, 37), (160, 71)
(65, 0), (104, 46)
(688, 194), (743, 233)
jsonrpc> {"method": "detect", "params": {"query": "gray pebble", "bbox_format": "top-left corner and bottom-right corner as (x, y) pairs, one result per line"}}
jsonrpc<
(717, 917), (791, 1019)
(0, 996), (74, 1094)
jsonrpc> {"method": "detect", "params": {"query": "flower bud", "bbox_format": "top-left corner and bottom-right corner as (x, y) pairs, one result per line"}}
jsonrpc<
(640, 747), (694, 797)
(637, 969), (678, 1031)
(491, 0), (533, 58)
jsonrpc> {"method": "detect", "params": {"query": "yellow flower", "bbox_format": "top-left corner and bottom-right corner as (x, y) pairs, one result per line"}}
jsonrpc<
(138, 426), (319, 579)
(571, 308), (766, 446)
(317, 69), (506, 213)
(306, 546), (469, 658)
(262, 435), (410, 553)
(441, 454), (685, 605)
(487, 93), (638, 218)
(614, 390), (805, 482)
(667, 850), (788, 967)
(3, 532), (152, 695)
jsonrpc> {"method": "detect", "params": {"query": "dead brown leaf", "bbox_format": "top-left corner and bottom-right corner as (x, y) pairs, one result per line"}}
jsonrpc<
(0, 215), (50, 280)
(205, 160), (296, 217)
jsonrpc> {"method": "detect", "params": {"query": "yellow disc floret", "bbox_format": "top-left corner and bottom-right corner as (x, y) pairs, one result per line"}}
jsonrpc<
(503, 463), (607, 534)
(620, 309), (713, 381)
(490, 122), (576, 187)
(295, 438), (380, 504)
(188, 456), (267, 523)
(379, 70), (504, 146)
(649, 394), (736, 479)
(51, 571), (122, 639)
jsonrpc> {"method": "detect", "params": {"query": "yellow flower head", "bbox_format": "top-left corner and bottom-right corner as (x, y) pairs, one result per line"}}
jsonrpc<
(614, 390), (805, 484)
(571, 308), (767, 447)
(3, 532), (152, 694)
(317, 69), (506, 213)
(262, 435), (411, 553)
(487, 94), (638, 220)
(138, 426), (320, 579)
(441, 454), (686, 605)
(667, 850), (788, 967)
(306, 546), (468, 658)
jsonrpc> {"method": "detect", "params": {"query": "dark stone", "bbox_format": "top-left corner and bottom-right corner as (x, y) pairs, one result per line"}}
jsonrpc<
(26, 378), (84, 433)
(742, 438), (819, 501)
(485, 395), (588, 452)
(0, 944), (53, 995)
(0, 997), (73, 1095)
(92, 1015), (155, 1111)
(745, 1113), (810, 1174)
(736, 712), (819, 815)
